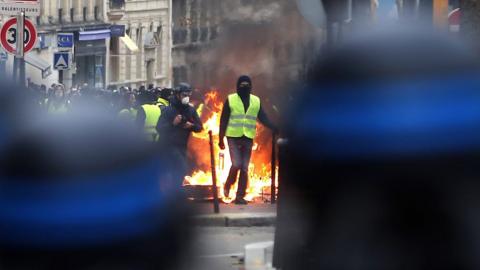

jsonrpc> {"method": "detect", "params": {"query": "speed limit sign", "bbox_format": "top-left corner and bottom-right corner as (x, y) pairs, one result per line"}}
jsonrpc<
(0, 17), (37, 55)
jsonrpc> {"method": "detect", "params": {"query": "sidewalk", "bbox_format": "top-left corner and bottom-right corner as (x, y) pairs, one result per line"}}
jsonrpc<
(189, 201), (277, 227)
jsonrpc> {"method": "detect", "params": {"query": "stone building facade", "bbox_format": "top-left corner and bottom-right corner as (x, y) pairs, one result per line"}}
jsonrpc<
(2, 0), (172, 89)
(3, 0), (109, 88)
(171, 0), (221, 87)
(172, 0), (321, 92)
(107, 0), (172, 88)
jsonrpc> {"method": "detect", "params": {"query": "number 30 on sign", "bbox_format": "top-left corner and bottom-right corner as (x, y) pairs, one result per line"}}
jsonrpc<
(0, 17), (37, 54)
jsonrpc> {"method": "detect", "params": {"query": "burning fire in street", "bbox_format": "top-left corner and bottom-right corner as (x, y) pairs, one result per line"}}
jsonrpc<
(183, 90), (278, 203)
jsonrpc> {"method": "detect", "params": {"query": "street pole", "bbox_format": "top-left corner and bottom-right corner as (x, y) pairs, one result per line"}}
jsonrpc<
(15, 12), (25, 86)
(271, 132), (277, 204)
(12, 55), (17, 83)
(59, 70), (64, 84)
(0, 58), (6, 80)
(209, 130), (220, 214)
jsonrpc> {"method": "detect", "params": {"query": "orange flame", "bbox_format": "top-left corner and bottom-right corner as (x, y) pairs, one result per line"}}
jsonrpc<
(184, 89), (278, 203)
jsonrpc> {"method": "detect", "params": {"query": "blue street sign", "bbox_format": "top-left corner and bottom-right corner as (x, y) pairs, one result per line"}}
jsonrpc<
(53, 52), (70, 70)
(110, 25), (126, 37)
(57, 33), (74, 48)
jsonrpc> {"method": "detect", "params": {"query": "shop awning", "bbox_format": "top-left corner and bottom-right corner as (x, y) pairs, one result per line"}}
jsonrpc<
(79, 29), (111, 41)
(120, 35), (139, 52)
(25, 54), (52, 78)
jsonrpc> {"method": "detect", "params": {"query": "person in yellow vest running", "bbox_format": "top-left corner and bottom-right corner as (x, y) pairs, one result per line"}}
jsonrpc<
(136, 91), (162, 142)
(219, 75), (278, 204)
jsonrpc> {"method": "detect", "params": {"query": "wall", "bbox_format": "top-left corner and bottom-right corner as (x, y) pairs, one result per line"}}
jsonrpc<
(107, 0), (172, 89)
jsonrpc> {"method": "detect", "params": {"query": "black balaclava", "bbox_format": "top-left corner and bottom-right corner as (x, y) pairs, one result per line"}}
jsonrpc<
(236, 75), (252, 98)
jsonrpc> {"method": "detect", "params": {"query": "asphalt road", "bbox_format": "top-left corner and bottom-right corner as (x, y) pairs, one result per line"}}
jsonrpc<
(180, 227), (276, 270)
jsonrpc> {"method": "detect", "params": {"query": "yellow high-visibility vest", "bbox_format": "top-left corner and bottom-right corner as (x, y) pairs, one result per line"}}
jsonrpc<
(157, 98), (169, 107)
(196, 103), (204, 117)
(119, 107), (138, 120)
(47, 102), (68, 114)
(142, 104), (161, 141)
(225, 94), (260, 139)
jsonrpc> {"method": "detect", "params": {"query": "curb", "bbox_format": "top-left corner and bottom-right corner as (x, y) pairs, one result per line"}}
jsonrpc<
(193, 213), (276, 227)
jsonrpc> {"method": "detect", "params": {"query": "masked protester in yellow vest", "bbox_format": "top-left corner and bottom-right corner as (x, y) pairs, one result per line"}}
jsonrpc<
(156, 83), (203, 185)
(136, 91), (162, 142)
(219, 75), (278, 205)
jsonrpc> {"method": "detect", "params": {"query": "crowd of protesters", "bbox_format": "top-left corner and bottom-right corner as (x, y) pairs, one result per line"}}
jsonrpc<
(21, 79), (206, 186)
(24, 80), (173, 117)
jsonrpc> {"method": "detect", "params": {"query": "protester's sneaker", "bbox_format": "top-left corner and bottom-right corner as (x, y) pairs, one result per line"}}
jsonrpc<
(234, 198), (248, 205)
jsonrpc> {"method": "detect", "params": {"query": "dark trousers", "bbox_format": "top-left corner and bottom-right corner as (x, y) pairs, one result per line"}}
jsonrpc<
(160, 145), (188, 187)
(225, 137), (253, 199)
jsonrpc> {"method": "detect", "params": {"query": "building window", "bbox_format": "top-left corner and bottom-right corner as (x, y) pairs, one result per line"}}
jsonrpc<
(109, 0), (125, 10)
(136, 28), (141, 44)
(201, 0), (209, 25)
(83, 7), (87, 21)
(173, 29), (187, 45)
(136, 28), (143, 80)
(125, 28), (131, 81)
(94, 6), (98, 20)
(191, 28), (199, 43)
(173, 30), (180, 44)
(70, 8), (74, 22)
(200, 27), (208, 42)
(110, 37), (120, 82)
(210, 25), (218, 40)
(58, 9), (63, 24)
(173, 66), (188, 86)
(155, 26), (162, 43)
(179, 0), (187, 18)
(156, 25), (163, 77)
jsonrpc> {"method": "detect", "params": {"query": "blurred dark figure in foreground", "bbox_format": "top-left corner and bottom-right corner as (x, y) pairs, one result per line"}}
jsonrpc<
(274, 29), (480, 270)
(0, 93), (192, 270)
(157, 83), (203, 185)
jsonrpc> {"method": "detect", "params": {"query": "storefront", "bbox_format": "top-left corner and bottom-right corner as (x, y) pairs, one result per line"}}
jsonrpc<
(73, 29), (110, 89)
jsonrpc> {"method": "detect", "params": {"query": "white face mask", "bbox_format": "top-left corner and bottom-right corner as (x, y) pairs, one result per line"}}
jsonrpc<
(181, 96), (190, 105)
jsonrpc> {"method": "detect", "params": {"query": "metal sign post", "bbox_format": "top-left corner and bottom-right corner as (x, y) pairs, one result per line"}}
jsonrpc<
(209, 130), (220, 214)
(271, 132), (277, 204)
(56, 33), (73, 85)
(0, 49), (7, 79)
(15, 11), (25, 86)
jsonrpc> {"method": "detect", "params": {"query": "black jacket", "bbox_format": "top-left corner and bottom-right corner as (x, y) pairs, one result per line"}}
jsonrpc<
(156, 99), (202, 152)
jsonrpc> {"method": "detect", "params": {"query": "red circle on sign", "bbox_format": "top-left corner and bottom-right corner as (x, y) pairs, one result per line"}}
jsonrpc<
(0, 17), (37, 54)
